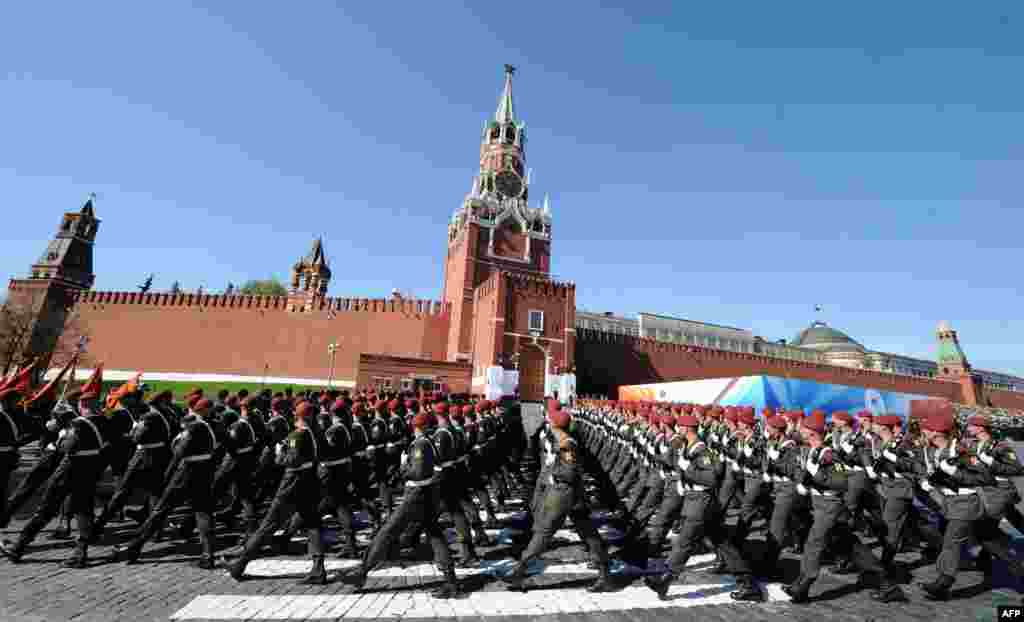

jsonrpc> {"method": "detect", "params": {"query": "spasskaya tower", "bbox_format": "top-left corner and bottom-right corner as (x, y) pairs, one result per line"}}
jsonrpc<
(442, 64), (554, 363)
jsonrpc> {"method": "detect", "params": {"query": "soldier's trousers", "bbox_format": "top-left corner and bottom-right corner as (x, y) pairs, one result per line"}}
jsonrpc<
(317, 464), (356, 545)
(238, 469), (324, 563)
(349, 459), (382, 525)
(211, 452), (259, 535)
(108, 442), (134, 480)
(12, 455), (103, 553)
(764, 483), (805, 562)
(0, 451), (24, 523)
(406, 471), (478, 559)
(633, 473), (666, 527)
(127, 460), (215, 559)
(665, 491), (750, 577)
(95, 448), (170, 531)
(645, 483), (683, 555)
(519, 484), (607, 569)
(732, 474), (767, 543)
(718, 468), (739, 508)
(801, 494), (885, 580)
(363, 484), (452, 572)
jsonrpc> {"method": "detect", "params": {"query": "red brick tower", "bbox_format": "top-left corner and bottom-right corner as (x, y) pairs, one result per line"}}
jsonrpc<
(6, 196), (100, 370)
(442, 64), (553, 363)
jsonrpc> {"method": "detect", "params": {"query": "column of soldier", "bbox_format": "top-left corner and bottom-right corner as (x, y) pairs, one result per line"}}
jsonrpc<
(570, 398), (1024, 604)
(0, 366), (542, 600)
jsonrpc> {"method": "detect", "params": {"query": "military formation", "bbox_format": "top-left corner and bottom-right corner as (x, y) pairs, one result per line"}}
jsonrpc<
(573, 398), (1024, 603)
(0, 357), (1022, 606)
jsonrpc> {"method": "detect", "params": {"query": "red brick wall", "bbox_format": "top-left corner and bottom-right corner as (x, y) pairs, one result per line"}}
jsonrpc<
(576, 330), (965, 403)
(987, 388), (1024, 410)
(503, 273), (575, 373)
(357, 354), (471, 393)
(64, 292), (450, 381)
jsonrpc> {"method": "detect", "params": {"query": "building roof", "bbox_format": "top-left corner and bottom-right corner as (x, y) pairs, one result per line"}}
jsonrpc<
(791, 321), (864, 352)
(639, 312), (750, 334)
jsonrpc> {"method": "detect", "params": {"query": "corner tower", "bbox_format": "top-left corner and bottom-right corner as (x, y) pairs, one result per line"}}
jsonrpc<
(935, 321), (985, 405)
(442, 65), (553, 362)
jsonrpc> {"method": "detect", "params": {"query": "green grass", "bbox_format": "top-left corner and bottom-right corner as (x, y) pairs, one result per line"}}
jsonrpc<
(97, 379), (334, 404)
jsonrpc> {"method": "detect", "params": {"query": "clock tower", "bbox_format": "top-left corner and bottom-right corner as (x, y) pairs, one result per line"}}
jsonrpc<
(442, 65), (554, 363)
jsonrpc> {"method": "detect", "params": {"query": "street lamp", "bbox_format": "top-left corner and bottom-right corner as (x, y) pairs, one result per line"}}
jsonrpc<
(327, 341), (340, 388)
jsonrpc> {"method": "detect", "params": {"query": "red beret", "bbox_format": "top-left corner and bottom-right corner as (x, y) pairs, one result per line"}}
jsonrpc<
(433, 402), (448, 416)
(549, 410), (571, 430)
(966, 415), (990, 428)
(660, 414), (676, 426)
(922, 413), (955, 433)
(413, 413), (430, 428)
(476, 401), (488, 414)
(319, 394), (331, 405)
(187, 395), (203, 410)
(388, 399), (400, 411)
(875, 415), (902, 427)
(404, 399), (416, 410)
(671, 405), (681, 414)
(681, 404), (693, 414)
(193, 398), (213, 413)
(784, 410), (803, 422)
(459, 404), (471, 416)
(802, 410), (826, 434)
(692, 406), (706, 417)
(352, 402), (365, 416)
(724, 410), (738, 423)
(767, 416), (788, 430)
(737, 411), (756, 426)
(677, 414), (698, 427)
(374, 400), (388, 413)
(857, 410), (873, 421)
(831, 411), (852, 424)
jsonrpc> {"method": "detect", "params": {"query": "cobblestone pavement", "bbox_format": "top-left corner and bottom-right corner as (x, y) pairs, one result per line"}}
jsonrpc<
(0, 450), (1021, 621)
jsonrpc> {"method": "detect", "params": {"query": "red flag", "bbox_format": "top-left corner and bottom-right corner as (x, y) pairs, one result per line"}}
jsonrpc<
(24, 354), (78, 408)
(79, 363), (104, 400)
(0, 359), (38, 395)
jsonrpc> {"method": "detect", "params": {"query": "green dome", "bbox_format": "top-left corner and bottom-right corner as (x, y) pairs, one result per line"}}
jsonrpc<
(791, 321), (865, 352)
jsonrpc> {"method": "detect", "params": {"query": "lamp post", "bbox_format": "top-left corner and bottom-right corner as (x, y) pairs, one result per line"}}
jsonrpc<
(327, 341), (340, 388)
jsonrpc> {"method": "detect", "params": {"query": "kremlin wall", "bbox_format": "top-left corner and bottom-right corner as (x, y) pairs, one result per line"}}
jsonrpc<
(7, 66), (1024, 412)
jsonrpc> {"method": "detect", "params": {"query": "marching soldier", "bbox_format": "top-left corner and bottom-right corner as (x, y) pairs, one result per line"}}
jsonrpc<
(783, 410), (904, 604)
(347, 411), (461, 599)
(317, 399), (359, 558)
(209, 395), (261, 539)
(229, 401), (327, 585)
(1, 386), (110, 568)
(500, 409), (613, 593)
(111, 398), (223, 569)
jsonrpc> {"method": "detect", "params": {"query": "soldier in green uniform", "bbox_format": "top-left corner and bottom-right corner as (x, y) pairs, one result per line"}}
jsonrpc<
(783, 411), (905, 604)
(968, 414), (1024, 582)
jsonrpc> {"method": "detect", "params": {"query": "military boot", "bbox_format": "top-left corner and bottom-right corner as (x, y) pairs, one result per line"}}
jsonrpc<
(336, 531), (359, 559)
(730, 574), (764, 602)
(0, 539), (24, 563)
(500, 560), (529, 592)
(472, 526), (492, 548)
(227, 556), (248, 582)
(300, 555), (328, 585)
(108, 544), (141, 565)
(871, 575), (907, 603)
(783, 574), (814, 604)
(919, 574), (954, 601)
(642, 573), (673, 601)
(587, 560), (615, 593)
(431, 566), (461, 599)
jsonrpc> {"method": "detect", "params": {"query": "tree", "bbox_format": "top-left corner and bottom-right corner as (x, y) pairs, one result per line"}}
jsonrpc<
(170, 281), (182, 295)
(0, 291), (90, 377)
(239, 279), (287, 297)
(0, 296), (37, 377)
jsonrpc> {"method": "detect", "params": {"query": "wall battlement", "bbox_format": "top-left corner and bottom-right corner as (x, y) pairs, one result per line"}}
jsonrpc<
(74, 291), (449, 316)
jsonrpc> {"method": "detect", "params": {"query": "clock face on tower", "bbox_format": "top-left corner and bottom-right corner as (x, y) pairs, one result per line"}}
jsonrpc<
(495, 170), (523, 198)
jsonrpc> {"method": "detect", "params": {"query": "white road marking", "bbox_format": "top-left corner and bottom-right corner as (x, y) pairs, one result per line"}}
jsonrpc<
(172, 580), (789, 619)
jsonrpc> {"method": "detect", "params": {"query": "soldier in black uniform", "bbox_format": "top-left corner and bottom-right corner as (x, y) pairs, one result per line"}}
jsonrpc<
(209, 395), (261, 539)
(105, 377), (146, 480)
(730, 408), (768, 551)
(348, 401), (383, 529)
(0, 387), (30, 529)
(91, 389), (177, 540)
(463, 407), (500, 528)
(111, 398), (223, 569)
(255, 398), (291, 503)
(430, 402), (480, 565)
(317, 399), (359, 558)
(348, 411), (460, 599)
(229, 401), (327, 585)
(969, 414), (1024, 580)
(783, 410), (904, 604)
(1, 387), (110, 568)
(643, 410), (762, 602)
(367, 400), (392, 520)
(500, 409), (613, 593)
(448, 406), (492, 548)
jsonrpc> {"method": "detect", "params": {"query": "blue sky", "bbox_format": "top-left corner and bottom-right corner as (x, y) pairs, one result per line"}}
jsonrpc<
(1, 2), (1022, 375)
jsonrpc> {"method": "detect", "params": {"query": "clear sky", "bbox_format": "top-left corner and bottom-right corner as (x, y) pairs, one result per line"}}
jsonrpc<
(1, 2), (1021, 376)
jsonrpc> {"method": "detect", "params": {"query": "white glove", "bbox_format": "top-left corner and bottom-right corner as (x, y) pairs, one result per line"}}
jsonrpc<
(979, 452), (995, 466)
(762, 429), (770, 440)
(742, 445), (754, 458)
(545, 452), (555, 466)
(710, 433), (720, 444)
(883, 450), (899, 463)
(939, 459), (958, 476)
(767, 448), (780, 461)
(675, 481), (685, 495)
(275, 442), (286, 458)
(400, 451), (408, 467)
(58, 428), (68, 441)
(732, 462), (741, 473)
(806, 459), (821, 476)
(796, 483), (809, 496)
(678, 457), (691, 470)
(921, 481), (934, 491)
(45, 443), (57, 451)
(866, 466), (878, 479)
(762, 473), (772, 483)
(841, 441), (855, 454)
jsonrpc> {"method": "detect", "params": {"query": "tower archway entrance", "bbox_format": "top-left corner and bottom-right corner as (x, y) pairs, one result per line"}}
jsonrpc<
(518, 344), (547, 402)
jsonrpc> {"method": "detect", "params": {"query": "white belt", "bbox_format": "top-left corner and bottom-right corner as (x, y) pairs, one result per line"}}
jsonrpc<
(457, 456), (469, 464)
(122, 433), (134, 439)
(71, 449), (101, 457)
(183, 453), (212, 462)
(138, 442), (165, 450)
(940, 487), (977, 496)
(850, 466), (864, 471)
(234, 447), (254, 454)
(386, 442), (399, 449)
(473, 444), (484, 450)
(772, 475), (791, 483)
(810, 488), (837, 497)
(441, 460), (457, 468)
(321, 457), (351, 467)
(675, 482), (707, 494)
(742, 467), (756, 475)
(287, 462), (314, 471)
(433, 465), (443, 472)
(366, 445), (378, 451)
(995, 477), (1011, 483)
(406, 475), (438, 488)
(881, 472), (905, 479)
(352, 450), (367, 457)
